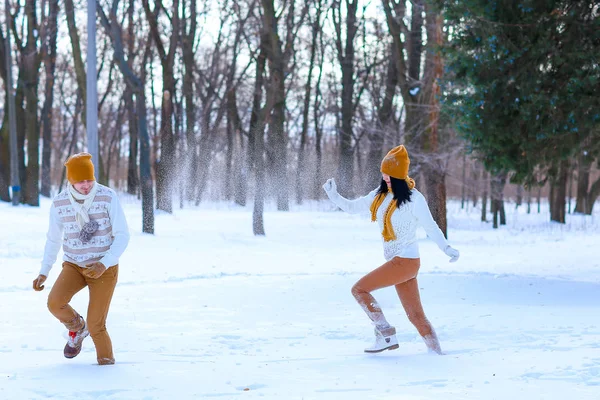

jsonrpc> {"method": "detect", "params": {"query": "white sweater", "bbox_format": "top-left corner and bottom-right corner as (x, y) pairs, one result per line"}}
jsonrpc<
(40, 185), (130, 276)
(326, 188), (449, 260)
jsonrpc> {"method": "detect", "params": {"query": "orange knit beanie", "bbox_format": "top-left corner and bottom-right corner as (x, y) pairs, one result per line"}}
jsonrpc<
(370, 145), (415, 242)
(65, 152), (95, 184)
(380, 145), (415, 189)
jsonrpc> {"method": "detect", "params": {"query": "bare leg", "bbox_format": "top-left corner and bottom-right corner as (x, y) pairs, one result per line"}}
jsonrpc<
(351, 257), (420, 334)
(395, 277), (443, 354)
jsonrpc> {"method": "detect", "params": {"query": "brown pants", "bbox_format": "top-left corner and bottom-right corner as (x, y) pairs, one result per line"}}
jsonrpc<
(351, 257), (442, 353)
(47, 262), (119, 363)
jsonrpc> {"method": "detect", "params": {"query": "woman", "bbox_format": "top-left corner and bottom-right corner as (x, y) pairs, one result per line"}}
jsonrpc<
(323, 145), (459, 354)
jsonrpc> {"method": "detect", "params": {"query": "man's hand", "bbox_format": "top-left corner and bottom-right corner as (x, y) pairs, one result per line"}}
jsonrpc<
(84, 262), (107, 279)
(33, 275), (47, 291)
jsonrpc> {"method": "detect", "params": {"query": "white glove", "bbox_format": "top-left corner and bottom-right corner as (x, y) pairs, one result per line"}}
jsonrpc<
(444, 245), (460, 263)
(322, 178), (337, 194)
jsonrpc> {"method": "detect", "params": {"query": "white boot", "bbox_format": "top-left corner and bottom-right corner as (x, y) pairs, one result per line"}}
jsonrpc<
(364, 327), (399, 353)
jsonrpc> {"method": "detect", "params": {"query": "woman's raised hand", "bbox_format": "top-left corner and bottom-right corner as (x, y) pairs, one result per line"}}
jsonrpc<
(322, 178), (337, 194)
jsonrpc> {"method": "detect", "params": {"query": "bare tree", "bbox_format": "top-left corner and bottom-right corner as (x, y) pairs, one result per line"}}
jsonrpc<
(11, 0), (44, 206)
(331, 0), (359, 198)
(225, 1), (256, 206)
(40, 0), (59, 197)
(64, 0), (88, 126)
(194, 5), (231, 205)
(364, 44), (398, 192)
(382, 0), (453, 236)
(143, 0), (180, 213)
(98, 0), (154, 234)
(421, 2), (448, 235)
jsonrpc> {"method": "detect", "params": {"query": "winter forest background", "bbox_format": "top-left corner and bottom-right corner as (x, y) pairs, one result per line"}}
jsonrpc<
(0, 0), (599, 235)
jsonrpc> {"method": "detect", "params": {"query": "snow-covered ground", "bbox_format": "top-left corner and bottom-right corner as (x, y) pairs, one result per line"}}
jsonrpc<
(1, 194), (599, 399)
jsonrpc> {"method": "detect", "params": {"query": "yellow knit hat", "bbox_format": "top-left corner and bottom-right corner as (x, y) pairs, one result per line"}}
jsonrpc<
(380, 145), (415, 189)
(65, 152), (95, 184)
(381, 145), (410, 179)
(371, 145), (415, 242)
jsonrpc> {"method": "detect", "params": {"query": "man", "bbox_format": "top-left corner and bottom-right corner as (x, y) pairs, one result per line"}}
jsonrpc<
(33, 152), (130, 365)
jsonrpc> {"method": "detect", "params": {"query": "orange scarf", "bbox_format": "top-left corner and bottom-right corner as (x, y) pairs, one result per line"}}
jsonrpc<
(369, 177), (415, 242)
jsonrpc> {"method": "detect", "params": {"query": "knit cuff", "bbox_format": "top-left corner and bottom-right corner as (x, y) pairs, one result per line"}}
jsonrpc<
(39, 264), (52, 277)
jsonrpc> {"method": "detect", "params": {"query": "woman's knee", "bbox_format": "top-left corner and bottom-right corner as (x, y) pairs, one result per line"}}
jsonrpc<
(351, 282), (367, 298)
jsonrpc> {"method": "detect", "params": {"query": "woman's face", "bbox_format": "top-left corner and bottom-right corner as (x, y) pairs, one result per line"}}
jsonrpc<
(382, 173), (391, 189)
(73, 180), (94, 195)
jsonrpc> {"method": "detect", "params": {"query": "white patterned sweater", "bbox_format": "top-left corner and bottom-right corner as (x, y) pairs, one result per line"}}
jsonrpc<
(326, 188), (449, 260)
(40, 183), (130, 276)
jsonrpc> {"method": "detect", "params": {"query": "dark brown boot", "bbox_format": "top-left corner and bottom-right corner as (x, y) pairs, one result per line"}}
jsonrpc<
(64, 321), (89, 359)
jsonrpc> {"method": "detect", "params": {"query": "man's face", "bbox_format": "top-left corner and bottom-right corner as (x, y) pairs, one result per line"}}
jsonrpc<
(73, 180), (95, 195)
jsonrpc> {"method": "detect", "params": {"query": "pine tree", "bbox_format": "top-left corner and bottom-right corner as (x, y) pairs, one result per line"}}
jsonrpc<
(440, 1), (600, 221)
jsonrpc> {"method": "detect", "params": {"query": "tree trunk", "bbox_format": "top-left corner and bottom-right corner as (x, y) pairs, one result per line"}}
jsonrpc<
(312, 27), (326, 200)
(143, 0), (180, 214)
(490, 172), (507, 229)
(0, 15), (7, 201)
(137, 91), (155, 234)
(155, 88), (176, 213)
(585, 176), (600, 215)
(424, 170), (447, 236)
(550, 160), (569, 223)
(15, 73), (26, 198)
(125, 85), (139, 195)
(228, 88), (247, 206)
(296, 2), (322, 204)
(251, 40), (269, 236)
(331, 0), (358, 198)
(516, 185), (523, 208)
(421, 5), (447, 236)
(567, 167), (573, 214)
(574, 150), (592, 214)
(262, 0), (290, 211)
(461, 151), (466, 209)
(40, 0), (60, 198)
(125, 0), (139, 195)
(181, 0), (197, 203)
(0, 114), (9, 202)
(481, 170), (488, 221)
(21, 0), (41, 206)
(471, 161), (480, 207)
